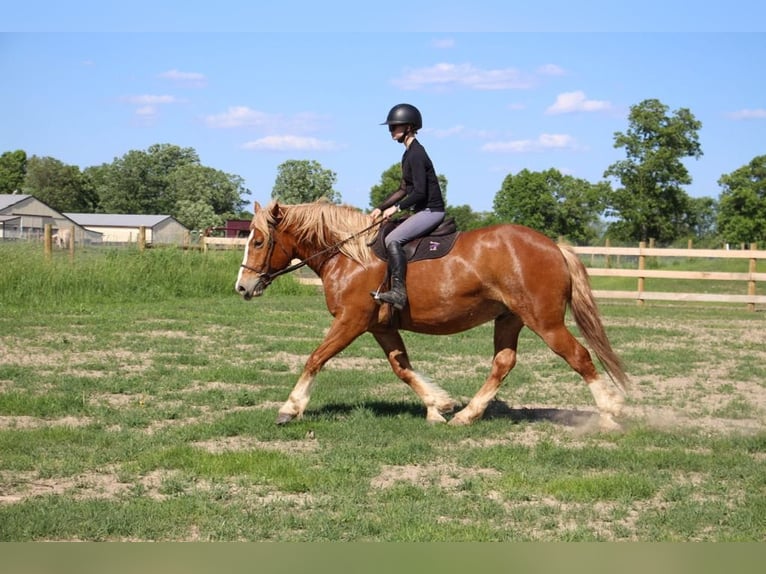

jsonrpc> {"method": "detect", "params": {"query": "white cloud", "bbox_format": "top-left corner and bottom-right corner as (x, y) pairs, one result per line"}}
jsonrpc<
(481, 133), (577, 153)
(432, 38), (455, 49)
(158, 68), (207, 87)
(204, 106), (273, 128)
(119, 94), (183, 121)
(727, 108), (766, 120)
(546, 91), (612, 114)
(393, 62), (535, 91)
(203, 106), (325, 132)
(537, 63), (565, 76)
(241, 135), (340, 152)
(135, 105), (158, 117)
(432, 125), (465, 138)
(121, 94), (181, 105)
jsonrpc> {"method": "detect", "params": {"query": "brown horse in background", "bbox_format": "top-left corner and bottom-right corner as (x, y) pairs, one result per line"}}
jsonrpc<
(235, 200), (628, 428)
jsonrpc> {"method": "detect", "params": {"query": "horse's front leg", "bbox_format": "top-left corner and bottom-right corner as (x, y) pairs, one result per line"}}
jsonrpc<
(276, 318), (363, 425)
(372, 330), (457, 424)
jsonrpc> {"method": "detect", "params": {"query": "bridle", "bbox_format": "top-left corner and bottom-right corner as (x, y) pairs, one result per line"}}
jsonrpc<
(239, 217), (384, 287)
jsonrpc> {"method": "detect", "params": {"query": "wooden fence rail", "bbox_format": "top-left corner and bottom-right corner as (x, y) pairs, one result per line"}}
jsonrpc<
(202, 236), (766, 310)
(571, 243), (766, 311)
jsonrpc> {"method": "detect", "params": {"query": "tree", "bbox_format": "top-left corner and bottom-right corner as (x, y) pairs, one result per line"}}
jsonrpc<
(604, 98), (703, 244)
(90, 144), (200, 214)
(175, 199), (223, 232)
(23, 156), (98, 212)
(716, 155), (766, 245)
(493, 168), (605, 243)
(167, 163), (248, 228)
(369, 164), (402, 209)
(272, 160), (340, 204)
(445, 204), (497, 231)
(369, 163), (448, 210)
(0, 150), (27, 194)
(687, 196), (718, 243)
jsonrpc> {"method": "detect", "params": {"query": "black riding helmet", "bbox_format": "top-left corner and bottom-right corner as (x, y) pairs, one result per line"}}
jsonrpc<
(381, 103), (422, 131)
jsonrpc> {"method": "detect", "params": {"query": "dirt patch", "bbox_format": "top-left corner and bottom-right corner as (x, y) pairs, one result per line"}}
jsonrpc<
(0, 415), (92, 430)
(371, 463), (500, 490)
(192, 435), (319, 454)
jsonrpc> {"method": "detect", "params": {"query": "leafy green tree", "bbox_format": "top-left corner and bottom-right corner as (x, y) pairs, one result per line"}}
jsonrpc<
(369, 163), (448, 210)
(687, 196), (718, 242)
(175, 199), (223, 231)
(90, 144), (199, 214)
(604, 98), (703, 244)
(716, 155), (766, 245)
(23, 155), (98, 212)
(272, 160), (340, 204)
(167, 164), (247, 221)
(445, 204), (497, 231)
(493, 168), (605, 243)
(0, 150), (27, 194)
(369, 164), (402, 209)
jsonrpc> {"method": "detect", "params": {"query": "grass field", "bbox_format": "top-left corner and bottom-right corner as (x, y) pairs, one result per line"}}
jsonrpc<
(0, 244), (764, 541)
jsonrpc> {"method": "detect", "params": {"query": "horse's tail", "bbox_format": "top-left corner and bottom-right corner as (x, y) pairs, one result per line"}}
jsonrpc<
(558, 244), (629, 393)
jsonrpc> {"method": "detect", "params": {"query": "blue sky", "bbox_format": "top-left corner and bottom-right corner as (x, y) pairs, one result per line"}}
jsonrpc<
(2, 3), (765, 213)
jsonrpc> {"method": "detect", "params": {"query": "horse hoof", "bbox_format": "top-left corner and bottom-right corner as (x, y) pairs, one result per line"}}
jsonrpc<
(426, 412), (447, 424)
(448, 414), (473, 427)
(276, 412), (296, 425)
(599, 414), (623, 432)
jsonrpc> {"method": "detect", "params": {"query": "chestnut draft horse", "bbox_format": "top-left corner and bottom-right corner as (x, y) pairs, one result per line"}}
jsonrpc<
(235, 200), (629, 429)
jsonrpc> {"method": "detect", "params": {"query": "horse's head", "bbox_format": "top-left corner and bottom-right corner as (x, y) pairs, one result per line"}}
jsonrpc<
(235, 201), (294, 300)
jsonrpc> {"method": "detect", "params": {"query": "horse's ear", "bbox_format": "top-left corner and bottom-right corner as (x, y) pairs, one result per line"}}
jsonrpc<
(253, 201), (261, 212)
(269, 201), (284, 224)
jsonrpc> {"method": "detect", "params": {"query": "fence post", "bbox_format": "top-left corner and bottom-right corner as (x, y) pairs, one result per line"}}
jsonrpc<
(68, 224), (75, 262)
(43, 224), (53, 260)
(748, 242), (758, 312)
(605, 237), (611, 268)
(637, 241), (646, 306)
(138, 226), (146, 252)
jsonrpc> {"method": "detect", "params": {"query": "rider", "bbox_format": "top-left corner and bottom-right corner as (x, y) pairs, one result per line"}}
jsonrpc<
(370, 103), (446, 310)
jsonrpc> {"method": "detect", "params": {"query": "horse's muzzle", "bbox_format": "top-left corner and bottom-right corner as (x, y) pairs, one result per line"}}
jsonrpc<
(235, 275), (270, 300)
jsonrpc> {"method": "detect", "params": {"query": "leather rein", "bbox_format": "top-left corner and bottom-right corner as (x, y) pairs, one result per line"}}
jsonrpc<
(239, 218), (384, 287)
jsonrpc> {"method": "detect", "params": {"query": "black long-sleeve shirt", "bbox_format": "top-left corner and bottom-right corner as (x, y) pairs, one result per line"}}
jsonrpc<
(396, 139), (445, 212)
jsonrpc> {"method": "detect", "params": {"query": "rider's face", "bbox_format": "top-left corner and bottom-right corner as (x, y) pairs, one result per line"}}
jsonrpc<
(388, 124), (408, 141)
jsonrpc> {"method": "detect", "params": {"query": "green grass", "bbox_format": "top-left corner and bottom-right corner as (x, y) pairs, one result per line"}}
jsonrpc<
(0, 242), (764, 541)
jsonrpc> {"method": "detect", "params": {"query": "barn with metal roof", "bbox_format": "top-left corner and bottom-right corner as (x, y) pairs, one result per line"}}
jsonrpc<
(64, 213), (189, 244)
(0, 194), (101, 243)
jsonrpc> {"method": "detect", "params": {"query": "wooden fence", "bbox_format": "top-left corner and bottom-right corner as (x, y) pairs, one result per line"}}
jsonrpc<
(200, 236), (766, 311)
(571, 242), (766, 311)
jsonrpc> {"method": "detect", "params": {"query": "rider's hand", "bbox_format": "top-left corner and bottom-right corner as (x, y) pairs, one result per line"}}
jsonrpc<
(382, 205), (399, 219)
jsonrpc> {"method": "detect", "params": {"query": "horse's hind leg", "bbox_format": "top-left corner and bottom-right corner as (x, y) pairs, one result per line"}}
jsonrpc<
(537, 324), (624, 430)
(450, 313), (523, 426)
(372, 330), (457, 423)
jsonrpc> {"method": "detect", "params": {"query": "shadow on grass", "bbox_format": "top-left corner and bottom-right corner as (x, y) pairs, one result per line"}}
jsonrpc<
(311, 399), (598, 427)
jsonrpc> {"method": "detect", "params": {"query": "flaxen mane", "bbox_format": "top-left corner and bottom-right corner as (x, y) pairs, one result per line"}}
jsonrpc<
(254, 201), (375, 266)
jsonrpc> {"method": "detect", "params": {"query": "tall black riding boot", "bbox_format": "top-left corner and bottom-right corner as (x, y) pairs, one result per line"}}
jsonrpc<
(377, 241), (408, 310)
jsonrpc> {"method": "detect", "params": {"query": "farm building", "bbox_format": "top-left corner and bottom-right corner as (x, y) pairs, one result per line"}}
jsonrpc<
(224, 219), (251, 238)
(0, 194), (101, 243)
(64, 213), (189, 245)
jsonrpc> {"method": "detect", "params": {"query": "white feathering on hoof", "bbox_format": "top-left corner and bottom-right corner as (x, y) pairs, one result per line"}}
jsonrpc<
(588, 376), (625, 419)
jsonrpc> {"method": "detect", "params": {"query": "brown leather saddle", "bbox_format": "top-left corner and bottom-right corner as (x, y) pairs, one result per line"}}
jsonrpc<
(370, 216), (460, 262)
